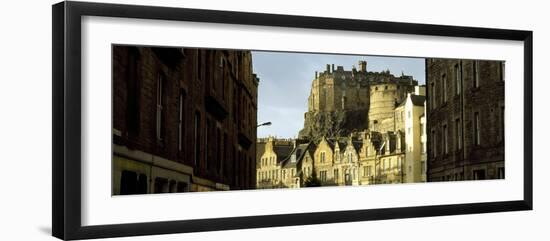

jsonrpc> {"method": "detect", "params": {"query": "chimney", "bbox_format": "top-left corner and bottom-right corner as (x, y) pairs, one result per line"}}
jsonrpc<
(315, 71), (318, 79)
(359, 61), (367, 72)
(326, 64), (331, 73)
(332, 64), (335, 72)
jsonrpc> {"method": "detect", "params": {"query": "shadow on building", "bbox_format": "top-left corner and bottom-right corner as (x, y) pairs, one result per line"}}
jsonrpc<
(112, 46), (259, 195)
(426, 59), (505, 181)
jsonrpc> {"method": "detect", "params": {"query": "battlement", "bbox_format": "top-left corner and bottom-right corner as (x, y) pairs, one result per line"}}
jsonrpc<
(308, 61), (418, 113)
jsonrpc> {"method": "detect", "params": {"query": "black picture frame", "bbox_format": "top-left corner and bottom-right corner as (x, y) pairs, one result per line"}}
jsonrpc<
(52, 1), (533, 240)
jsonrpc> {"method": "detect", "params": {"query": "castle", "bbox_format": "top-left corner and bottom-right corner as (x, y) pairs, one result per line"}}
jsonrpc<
(257, 61), (427, 189)
(300, 61), (420, 140)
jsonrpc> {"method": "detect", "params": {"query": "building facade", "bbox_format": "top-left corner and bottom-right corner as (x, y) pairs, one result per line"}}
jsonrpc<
(402, 94), (428, 183)
(112, 46), (259, 195)
(257, 61), (428, 188)
(426, 58), (505, 181)
(256, 137), (293, 189)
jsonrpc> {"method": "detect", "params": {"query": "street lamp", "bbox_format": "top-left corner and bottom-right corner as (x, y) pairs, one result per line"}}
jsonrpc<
(257, 122), (272, 127)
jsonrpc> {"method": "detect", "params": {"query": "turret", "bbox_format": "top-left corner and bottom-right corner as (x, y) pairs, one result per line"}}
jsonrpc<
(359, 60), (367, 72)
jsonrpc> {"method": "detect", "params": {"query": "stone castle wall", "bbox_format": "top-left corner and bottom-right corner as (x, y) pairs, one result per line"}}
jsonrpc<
(301, 62), (418, 140)
(368, 82), (415, 131)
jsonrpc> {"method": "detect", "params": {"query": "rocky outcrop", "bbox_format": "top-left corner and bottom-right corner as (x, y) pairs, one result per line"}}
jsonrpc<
(298, 109), (369, 141)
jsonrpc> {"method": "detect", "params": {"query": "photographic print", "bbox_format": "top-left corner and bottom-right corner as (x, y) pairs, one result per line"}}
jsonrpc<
(53, 2), (531, 239)
(111, 46), (505, 195)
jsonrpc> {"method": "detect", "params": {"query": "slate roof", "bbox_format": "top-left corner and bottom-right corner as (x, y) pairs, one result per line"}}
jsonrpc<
(281, 142), (316, 168)
(410, 94), (426, 106)
(341, 140), (362, 153)
(397, 94), (425, 107)
(325, 139), (336, 150)
(274, 145), (294, 163)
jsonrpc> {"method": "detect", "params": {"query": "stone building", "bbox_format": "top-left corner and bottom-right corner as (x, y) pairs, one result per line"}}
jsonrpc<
(112, 46), (259, 195)
(256, 137), (315, 189)
(400, 94), (427, 183)
(300, 62), (418, 141)
(256, 137), (294, 189)
(426, 58), (505, 181)
(312, 137), (336, 185)
(257, 61), (428, 188)
(338, 137), (362, 185)
(281, 141), (316, 188)
(257, 128), (423, 188)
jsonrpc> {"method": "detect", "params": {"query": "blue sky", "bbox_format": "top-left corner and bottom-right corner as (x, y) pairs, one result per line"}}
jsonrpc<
(252, 51), (425, 139)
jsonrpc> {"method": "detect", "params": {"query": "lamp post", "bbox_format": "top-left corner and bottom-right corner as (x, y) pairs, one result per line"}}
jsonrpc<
(257, 122), (272, 127)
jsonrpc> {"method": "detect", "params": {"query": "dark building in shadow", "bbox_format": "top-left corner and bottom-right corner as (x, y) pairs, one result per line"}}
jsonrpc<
(426, 59), (505, 181)
(112, 46), (258, 195)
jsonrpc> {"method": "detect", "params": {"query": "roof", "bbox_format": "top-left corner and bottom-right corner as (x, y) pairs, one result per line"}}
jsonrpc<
(342, 140), (362, 153)
(281, 142), (316, 168)
(273, 145), (293, 163)
(397, 94), (425, 108)
(351, 141), (362, 152)
(410, 95), (426, 106)
(333, 140), (346, 150)
(324, 138), (336, 150)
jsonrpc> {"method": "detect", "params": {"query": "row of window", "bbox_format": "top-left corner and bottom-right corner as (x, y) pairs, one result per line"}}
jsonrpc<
(435, 167), (504, 181)
(431, 108), (504, 157)
(154, 75), (253, 186)
(200, 52), (255, 141)
(259, 160), (411, 184)
(379, 157), (403, 171)
(430, 61), (504, 110)
(313, 169), (355, 182)
(260, 156), (277, 167)
(119, 170), (189, 195)
(258, 168), (296, 182)
(321, 151), (359, 163)
(121, 48), (256, 189)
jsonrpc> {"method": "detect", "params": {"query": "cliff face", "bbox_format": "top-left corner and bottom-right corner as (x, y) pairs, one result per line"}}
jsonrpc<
(298, 109), (369, 141)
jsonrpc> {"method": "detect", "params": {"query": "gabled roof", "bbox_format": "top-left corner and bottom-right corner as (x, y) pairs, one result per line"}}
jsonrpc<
(398, 94), (426, 108)
(282, 142), (316, 168)
(274, 145), (294, 163)
(325, 139), (335, 150)
(352, 141), (362, 152)
(342, 140), (362, 153)
(333, 140), (346, 150)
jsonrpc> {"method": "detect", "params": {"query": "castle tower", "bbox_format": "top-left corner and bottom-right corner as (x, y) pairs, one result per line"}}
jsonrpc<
(300, 61), (418, 140)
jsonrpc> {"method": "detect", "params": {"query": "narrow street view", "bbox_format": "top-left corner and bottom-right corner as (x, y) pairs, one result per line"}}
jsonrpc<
(111, 46), (505, 195)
